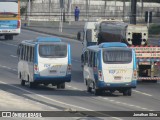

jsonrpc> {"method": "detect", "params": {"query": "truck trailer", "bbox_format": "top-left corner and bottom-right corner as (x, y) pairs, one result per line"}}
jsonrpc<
(78, 20), (160, 82)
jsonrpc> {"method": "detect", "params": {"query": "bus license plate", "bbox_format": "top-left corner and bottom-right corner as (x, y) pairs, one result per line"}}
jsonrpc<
(50, 70), (57, 73)
(114, 76), (121, 80)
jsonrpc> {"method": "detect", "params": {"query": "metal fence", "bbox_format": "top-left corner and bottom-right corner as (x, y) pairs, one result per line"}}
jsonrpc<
(20, 1), (160, 22)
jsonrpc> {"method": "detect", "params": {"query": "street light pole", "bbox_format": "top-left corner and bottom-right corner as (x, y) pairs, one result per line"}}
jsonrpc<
(28, 0), (31, 26)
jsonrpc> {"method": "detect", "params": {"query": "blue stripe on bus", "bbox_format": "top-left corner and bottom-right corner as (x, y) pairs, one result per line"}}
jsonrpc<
(0, 20), (18, 29)
(34, 74), (71, 82)
(96, 80), (137, 88)
(68, 44), (71, 64)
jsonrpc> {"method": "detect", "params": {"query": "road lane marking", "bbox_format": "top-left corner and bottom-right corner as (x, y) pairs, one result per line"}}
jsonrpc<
(133, 90), (152, 97)
(0, 81), (122, 120)
(66, 85), (155, 111)
(100, 97), (154, 111)
(71, 59), (81, 63)
(0, 41), (17, 47)
(10, 55), (17, 58)
(0, 64), (17, 71)
(0, 81), (92, 111)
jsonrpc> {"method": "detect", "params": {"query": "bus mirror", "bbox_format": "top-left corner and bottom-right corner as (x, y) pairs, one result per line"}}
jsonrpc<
(77, 31), (84, 41)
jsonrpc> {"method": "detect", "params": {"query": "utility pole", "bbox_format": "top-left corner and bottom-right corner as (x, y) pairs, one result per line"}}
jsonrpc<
(27, 0), (31, 26)
(140, 0), (143, 18)
(104, 0), (107, 17)
(130, 0), (137, 24)
(123, 0), (125, 21)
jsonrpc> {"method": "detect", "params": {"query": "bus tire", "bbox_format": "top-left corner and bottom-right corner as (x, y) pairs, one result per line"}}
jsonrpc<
(87, 82), (92, 93)
(94, 89), (102, 96)
(60, 83), (65, 89)
(5, 35), (9, 40)
(9, 35), (13, 40)
(29, 82), (35, 88)
(57, 84), (61, 89)
(21, 80), (25, 86)
(123, 89), (132, 96)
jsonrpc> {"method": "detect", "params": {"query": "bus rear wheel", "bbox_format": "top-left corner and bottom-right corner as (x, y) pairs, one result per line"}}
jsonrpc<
(123, 89), (132, 96)
(29, 82), (36, 88)
(5, 35), (13, 40)
(21, 80), (25, 86)
(57, 83), (65, 89)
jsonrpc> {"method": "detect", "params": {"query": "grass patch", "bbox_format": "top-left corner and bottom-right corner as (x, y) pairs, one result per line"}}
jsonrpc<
(149, 24), (160, 35)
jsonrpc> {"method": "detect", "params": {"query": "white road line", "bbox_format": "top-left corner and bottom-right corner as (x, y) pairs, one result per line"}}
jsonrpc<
(0, 41), (17, 47)
(0, 81), (92, 111)
(133, 90), (152, 97)
(71, 59), (81, 63)
(0, 81), (122, 120)
(66, 85), (155, 111)
(100, 97), (154, 111)
(10, 55), (17, 58)
(0, 64), (17, 72)
(66, 85), (83, 91)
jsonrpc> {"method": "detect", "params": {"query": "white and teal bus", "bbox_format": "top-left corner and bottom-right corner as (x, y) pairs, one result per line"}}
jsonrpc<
(17, 37), (71, 88)
(82, 42), (137, 96)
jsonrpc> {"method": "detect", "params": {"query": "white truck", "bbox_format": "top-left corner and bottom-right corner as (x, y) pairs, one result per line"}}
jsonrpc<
(77, 20), (160, 82)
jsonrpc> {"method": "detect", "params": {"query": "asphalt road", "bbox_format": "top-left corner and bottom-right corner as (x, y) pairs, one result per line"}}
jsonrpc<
(0, 29), (160, 120)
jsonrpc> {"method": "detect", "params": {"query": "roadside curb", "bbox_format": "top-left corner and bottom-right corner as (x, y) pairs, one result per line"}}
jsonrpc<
(22, 27), (77, 40)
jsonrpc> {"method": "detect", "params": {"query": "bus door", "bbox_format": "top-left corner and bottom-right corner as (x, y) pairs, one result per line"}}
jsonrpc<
(38, 43), (68, 77)
(102, 48), (133, 83)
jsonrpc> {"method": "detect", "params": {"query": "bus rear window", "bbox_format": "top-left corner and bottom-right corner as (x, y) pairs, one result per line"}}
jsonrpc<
(39, 44), (67, 58)
(103, 49), (132, 64)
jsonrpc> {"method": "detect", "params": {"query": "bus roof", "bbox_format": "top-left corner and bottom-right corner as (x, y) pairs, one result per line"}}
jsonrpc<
(99, 42), (127, 48)
(87, 42), (128, 51)
(36, 37), (61, 42)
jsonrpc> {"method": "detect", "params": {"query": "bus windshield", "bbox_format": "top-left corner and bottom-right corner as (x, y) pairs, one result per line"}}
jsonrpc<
(103, 49), (132, 64)
(39, 44), (67, 58)
(0, 0), (18, 17)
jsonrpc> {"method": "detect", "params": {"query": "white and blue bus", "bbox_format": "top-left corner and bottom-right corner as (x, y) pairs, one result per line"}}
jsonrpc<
(17, 37), (71, 88)
(82, 42), (137, 96)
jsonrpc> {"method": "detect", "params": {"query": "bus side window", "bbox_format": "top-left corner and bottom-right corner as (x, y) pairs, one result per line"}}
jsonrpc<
(93, 52), (97, 67)
(32, 47), (34, 62)
(88, 51), (93, 67)
(26, 46), (29, 61)
(23, 45), (26, 60)
(29, 47), (32, 62)
(28, 46), (31, 62)
(20, 45), (24, 60)
(17, 44), (21, 57)
(84, 51), (88, 65)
